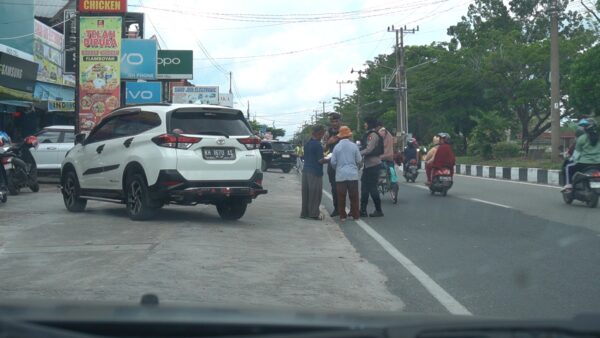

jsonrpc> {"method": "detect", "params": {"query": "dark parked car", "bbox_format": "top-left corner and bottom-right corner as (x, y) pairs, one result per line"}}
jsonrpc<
(259, 140), (296, 173)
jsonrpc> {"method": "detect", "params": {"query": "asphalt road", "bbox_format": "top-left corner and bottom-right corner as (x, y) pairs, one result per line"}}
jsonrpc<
(320, 168), (600, 319)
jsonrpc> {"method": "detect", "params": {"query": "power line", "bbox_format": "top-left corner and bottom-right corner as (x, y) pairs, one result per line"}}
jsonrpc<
(138, 0), (168, 47)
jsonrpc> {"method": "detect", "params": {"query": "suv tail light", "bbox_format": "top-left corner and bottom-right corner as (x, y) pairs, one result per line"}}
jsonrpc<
(1, 157), (10, 165)
(152, 134), (202, 150)
(237, 136), (261, 150)
(592, 171), (600, 177)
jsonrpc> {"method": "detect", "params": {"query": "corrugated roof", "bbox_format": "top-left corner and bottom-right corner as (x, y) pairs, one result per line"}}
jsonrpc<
(34, 0), (68, 18)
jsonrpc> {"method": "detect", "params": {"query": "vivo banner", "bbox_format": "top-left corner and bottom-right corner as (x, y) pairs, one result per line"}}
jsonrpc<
(121, 39), (157, 80)
(125, 81), (161, 104)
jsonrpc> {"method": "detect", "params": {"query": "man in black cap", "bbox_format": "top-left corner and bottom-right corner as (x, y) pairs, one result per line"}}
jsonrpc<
(323, 112), (342, 217)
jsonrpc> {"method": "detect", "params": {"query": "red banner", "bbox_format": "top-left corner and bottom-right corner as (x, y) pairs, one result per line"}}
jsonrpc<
(78, 0), (127, 13)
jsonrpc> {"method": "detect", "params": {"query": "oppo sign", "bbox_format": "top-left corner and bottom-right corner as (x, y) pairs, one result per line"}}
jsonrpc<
(157, 50), (193, 79)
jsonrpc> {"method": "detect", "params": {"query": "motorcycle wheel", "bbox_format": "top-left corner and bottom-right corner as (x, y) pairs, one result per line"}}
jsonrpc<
(7, 173), (19, 195)
(1, 191), (6, 203)
(442, 189), (448, 197)
(585, 193), (598, 208)
(30, 182), (39, 192)
(562, 191), (573, 204)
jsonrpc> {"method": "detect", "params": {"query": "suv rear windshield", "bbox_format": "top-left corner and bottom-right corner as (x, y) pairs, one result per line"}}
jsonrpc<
(271, 142), (293, 152)
(169, 111), (252, 136)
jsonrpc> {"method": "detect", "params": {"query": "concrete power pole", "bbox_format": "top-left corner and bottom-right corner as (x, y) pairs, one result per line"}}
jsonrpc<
(550, 0), (561, 162)
(388, 25), (418, 149)
(351, 69), (366, 132)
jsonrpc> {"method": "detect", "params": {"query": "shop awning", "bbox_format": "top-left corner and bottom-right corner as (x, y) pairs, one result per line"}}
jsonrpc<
(34, 82), (75, 102)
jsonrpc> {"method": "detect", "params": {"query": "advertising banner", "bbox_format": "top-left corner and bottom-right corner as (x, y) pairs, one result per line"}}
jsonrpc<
(0, 51), (38, 99)
(48, 100), (75, 112)
(63, 9), (77, 74)
(219, 93), (233, 107)
(125, 82), (161, 104)
(78, 16), (121, 131)
(34, 19), (65, 85)
(172, 86), (218, 104)
(79, 0), (127, 13)
(157, 50), (193, 79)
(121, 39), (157, 79)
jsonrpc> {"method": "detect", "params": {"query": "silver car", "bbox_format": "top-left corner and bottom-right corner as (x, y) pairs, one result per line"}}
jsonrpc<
(30, 125), (75, 175)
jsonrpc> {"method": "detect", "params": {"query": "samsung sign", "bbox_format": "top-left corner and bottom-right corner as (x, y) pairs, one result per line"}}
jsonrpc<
(121, 39), (157, 80)
(125, 82), (161, 104)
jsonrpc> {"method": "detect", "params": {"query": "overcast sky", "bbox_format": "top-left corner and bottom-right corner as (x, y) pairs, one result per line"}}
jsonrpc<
(129, 0), (474, 139)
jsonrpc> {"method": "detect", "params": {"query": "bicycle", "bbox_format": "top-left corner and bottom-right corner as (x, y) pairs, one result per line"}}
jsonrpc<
(377, 162), (399, 204)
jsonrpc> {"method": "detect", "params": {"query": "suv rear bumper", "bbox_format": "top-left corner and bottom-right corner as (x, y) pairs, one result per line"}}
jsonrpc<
(149, 169), (267, 204)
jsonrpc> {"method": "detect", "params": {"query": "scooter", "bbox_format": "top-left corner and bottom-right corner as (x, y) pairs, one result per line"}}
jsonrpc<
(429, 167), (453, 196)
(403, 159), (419, 182)
(0, 141), (9, 203)
(2, 135), (39, 195)
(562, 166), (600, 208)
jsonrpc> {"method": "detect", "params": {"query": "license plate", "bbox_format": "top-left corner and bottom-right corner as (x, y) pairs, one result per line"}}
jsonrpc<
(590, 181), (600, 188)
(202, 147), (236, 160)
(282, 154), (290, 158)
(439, 176), (452, 181)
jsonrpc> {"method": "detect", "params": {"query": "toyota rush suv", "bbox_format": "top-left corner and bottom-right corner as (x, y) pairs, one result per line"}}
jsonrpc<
(61, 104), (267, 221)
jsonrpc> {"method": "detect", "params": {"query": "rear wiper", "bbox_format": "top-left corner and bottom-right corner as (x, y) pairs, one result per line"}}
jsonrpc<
(195, 131), (230, 138)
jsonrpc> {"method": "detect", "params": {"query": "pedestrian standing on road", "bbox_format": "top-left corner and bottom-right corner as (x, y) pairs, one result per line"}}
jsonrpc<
(323, 113), (342, 217)
(301, 125), (327, 220)
(330, 126), (361, 221)
(360, 117), (384, 218)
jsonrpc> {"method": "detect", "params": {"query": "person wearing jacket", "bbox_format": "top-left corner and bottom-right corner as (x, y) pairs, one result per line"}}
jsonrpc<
(330, 126), (362, 221)
(360, 117), (384, 217)
(424, 135), (440, 184)
(564, 119), (600, 190)
(428, 133), (455, 185)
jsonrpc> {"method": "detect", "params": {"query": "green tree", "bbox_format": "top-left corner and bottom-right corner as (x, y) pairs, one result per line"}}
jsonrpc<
(468, 110), (511, 159)
(567, 44), (600, 116)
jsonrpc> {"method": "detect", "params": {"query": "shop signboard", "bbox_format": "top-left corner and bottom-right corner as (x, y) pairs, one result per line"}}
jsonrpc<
(125, 81), (161, 104)
(172, 86), (218, 104)
(34, 19), (65, 85)
(78, 16), (122, 131)
(79, 0), (127, 13)
(0, 51), (38, 100)
(219, 93), (233, 107)
(157, 50), (193, 79)
(63, 9), (77, 74)
(48, 100), (75, 112)
(121, 39), (157, 79)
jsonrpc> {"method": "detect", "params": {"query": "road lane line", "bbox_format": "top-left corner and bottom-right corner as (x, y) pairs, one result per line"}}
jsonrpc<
(322, 190), (473, 316)
(455, 174), (563, 189)
(469, 198), (512, 209)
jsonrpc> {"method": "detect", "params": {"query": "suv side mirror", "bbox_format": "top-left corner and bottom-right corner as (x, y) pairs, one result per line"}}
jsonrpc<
(74, 133), (86, 145)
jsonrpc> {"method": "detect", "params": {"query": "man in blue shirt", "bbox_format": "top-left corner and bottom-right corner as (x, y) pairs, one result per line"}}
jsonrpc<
(301, 125), (326, 220)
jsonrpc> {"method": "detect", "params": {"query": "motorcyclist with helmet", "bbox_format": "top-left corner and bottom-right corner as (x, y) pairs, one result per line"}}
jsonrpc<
(563, 118), (600, 190)
(426, 132), (456, 185)
(403, 138), (419, 172)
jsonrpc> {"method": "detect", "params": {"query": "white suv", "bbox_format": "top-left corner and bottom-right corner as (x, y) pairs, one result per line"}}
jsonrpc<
(60, 104), (267, 220)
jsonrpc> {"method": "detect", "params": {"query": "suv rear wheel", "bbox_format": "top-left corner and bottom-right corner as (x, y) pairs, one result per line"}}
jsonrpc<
(216, 198), (248, 220)
(62, 170), (87, 212)
(126, 173), (156, 221)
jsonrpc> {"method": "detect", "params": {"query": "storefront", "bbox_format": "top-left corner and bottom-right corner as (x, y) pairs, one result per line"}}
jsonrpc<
(0, 51), (38, 141)
(33, 81), (75, 127)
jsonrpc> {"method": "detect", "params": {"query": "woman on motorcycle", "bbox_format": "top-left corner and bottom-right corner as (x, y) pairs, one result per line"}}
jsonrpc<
(424, 135), (440, 185)
(427, 133), (456, 185)
(564, 118), (600, 190)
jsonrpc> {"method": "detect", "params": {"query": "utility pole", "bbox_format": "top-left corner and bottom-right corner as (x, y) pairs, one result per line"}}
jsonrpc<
(247, 100), (250, 119)
(336, 80), (352, 100)
(229, 72), (232, 94)
(388, 24), (418, 149)
(319, 101), (330, 116)
(550, 0), (561, 162)
(351, 68), (366, 132)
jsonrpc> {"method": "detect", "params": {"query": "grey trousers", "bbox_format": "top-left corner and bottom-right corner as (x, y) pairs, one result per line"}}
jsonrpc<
(301, 171), (323, 218)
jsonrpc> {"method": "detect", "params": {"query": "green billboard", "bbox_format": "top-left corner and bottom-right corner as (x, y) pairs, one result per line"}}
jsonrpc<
(157, 50), (193, 79)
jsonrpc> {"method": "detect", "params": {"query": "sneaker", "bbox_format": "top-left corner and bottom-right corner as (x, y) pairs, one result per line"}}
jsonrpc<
(369, 210), (384, 217)
(359, 210), (368, 217)
(330, 210), (339, 217)
(340, 217), (347, 222)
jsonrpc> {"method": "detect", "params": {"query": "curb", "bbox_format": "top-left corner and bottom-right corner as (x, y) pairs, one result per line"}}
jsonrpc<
(453, 164), (563, 186)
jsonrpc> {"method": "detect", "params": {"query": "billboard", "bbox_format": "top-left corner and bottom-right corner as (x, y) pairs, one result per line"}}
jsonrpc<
(157, 50), (193, 79)
(219, 93), (233, 107)
(125, 81), (161, 104)
(172, 86), (218, 104)
(79, 0), (127, 13)
(78, 16), (122, 131)
(63, 9), (77, 73)
(121, 39), (157, 79)
(0, 52), (37, 100)
(34, 19), (65, 85)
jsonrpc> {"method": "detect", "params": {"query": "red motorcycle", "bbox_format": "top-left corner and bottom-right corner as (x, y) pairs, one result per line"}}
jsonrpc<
(429, 167), (453, 196)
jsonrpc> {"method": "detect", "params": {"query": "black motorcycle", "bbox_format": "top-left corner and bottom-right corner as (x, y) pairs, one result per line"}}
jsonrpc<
(403, 159), (419, 183)
(2, 136), (39, 195)
(562, 166), (600, 208)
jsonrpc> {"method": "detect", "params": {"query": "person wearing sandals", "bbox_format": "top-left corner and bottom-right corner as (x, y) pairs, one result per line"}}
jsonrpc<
(301, 125), (327, 220)
(330, 126), (361, 221)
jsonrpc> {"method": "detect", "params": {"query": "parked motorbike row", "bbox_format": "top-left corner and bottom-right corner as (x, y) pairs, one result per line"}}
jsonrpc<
(0, 136), (40, 205)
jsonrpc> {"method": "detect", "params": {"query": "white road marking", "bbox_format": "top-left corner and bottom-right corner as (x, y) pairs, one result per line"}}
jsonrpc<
(469, 198), (512, 209)
(455, 174), (562, 189)
(322, 190), (472, 316)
